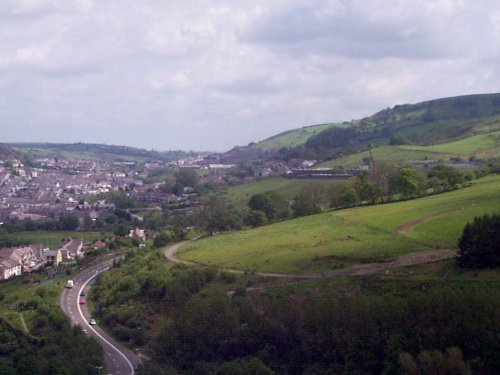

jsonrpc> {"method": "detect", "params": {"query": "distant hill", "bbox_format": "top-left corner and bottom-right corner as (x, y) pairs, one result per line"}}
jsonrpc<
(249, 122), (342, 151)
(0, 143), (21, 160)
(226, 93), (500, 164)
(8, 142), (197, 162)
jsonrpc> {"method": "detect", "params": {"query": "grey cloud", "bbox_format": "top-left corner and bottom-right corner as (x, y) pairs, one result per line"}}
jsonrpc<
(211, 78), (283, 95)
(0, 1), (499, 151)
(240, 3), (454, 60)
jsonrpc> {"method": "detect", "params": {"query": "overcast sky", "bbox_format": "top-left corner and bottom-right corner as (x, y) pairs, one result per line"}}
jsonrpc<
(1, 0), (499, 151)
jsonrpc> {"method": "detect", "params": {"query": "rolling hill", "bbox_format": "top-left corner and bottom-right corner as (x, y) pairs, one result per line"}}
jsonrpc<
(179, 175), (500, 274)
(0, 144), (21, 160)
(8, 142), (196, 162)
(228, 93), (500, 166)
(249, 122), (341, 151)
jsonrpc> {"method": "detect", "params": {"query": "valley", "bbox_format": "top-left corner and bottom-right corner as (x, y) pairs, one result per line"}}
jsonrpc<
(1, 92), (499, 375)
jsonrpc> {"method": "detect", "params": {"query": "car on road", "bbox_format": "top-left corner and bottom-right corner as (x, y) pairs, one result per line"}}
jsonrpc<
(79, 298), (86, 304)
(82, 329), (88, 335)
(80, 291), (85, 296)
(89, 318), (96, 325)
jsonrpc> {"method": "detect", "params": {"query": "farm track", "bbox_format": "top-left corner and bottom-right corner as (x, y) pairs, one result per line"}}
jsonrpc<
(396, 208), (461, 234)
(164, 241), (456, 282)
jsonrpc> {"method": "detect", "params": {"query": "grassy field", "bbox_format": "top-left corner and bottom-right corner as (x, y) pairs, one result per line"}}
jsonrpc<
(11, 146), (99, 160)
(179, 175), (500, 274)
(319, 145), (452, 168)
(252, 123), (338, 151)
(226, 177), (343, 209)
(400, 131), (500, 155)
(0, 231), (107, 248)
(319, 129), (500, 169)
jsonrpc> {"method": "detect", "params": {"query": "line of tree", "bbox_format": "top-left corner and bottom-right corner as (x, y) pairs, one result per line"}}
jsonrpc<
(0, 215), (80, 234)
(329, 165), (467, 209)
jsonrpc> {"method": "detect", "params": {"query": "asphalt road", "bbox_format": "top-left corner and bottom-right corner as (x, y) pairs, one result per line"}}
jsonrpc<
(60, 254), (141, 375)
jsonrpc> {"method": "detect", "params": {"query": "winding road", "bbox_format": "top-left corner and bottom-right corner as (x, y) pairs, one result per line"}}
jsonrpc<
(60, 254), (141, 375)
(165, 241), (456, 280)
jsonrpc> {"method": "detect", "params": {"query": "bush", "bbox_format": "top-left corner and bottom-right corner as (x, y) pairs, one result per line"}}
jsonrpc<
(457, 214), (500, 268)
(244, 210), (267, 227)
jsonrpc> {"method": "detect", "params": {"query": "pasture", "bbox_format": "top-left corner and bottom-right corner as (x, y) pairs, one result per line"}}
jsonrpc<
(179, 175), (500, 274)
(252, 123), (336, 151)
(0, 231), (107, 248)
(318, 145), (452, 168)
(400, 131), (500, 156)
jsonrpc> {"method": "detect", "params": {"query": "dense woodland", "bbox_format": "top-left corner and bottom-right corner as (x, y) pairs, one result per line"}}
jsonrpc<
(90, 249), (500, 375)
(0, 279), (104, 375)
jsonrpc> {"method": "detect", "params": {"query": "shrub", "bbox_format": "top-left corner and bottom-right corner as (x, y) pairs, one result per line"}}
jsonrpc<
(457, 214), (500, 268)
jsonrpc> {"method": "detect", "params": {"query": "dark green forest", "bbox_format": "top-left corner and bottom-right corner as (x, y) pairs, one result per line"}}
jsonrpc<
(91, 250), (500, 375)
(0, 294), (103, 374)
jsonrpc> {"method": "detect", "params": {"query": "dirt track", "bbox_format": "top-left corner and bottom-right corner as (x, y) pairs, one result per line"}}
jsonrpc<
(164, 241), (456, 280)
(396, 208), (460, 234)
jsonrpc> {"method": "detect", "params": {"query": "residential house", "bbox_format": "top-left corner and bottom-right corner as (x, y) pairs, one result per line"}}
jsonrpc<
(62, 238), (84, 259)
(129, 227), (147, 241)
(91, 240), (106, 250)
(11, 246), (33, 273)
(45, 249), (62, 266)
(0, 259), (21, 280)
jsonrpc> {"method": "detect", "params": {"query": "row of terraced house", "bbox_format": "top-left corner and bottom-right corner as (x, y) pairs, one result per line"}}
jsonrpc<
(0, 238), (83, 280)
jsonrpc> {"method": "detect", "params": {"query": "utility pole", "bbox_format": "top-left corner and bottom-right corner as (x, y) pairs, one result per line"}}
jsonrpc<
(368, 144), (375, 176)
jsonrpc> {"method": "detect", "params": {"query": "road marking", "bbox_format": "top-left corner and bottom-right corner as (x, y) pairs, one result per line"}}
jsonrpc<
(77, 265), (135, 375)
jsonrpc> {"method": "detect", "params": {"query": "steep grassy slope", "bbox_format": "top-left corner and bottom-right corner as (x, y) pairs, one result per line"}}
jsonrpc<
(400, 131), (500, 155)
(319, 130), (500, 168)
(179, 175), (500, 274)
(234, 93), (500, 163)
(251, 123), (339, 151)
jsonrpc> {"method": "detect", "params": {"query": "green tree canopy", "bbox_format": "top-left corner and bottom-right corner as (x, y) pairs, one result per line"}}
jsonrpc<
(457, 214), (500, 268)
(248, 191), (289, 220)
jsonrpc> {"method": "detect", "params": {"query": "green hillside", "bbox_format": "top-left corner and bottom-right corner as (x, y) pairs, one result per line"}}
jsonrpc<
(179, 175), (500, 274)
(319, 130), (500, 169)
(238, 93), (500, 164)
(9, 142), (193, 162)
(0, 144), (21, 160)
(400, 131), (500, 155)
(251, 123), (339, 151)
(318, 145), (452, 169)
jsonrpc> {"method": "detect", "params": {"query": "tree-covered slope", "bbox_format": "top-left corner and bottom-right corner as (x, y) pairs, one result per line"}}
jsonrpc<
(302, 93), (500, 161)
(232, 93), (500, 163)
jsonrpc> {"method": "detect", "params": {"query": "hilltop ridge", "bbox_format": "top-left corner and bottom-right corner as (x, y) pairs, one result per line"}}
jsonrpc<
(223, 92), (500, 164)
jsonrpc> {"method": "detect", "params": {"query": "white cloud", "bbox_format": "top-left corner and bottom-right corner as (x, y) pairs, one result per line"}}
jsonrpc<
(15, 41), (53, 63)
(0, 0), (499, 151)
